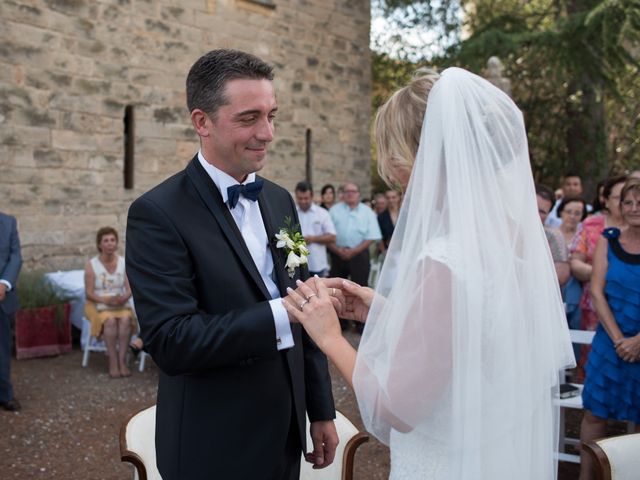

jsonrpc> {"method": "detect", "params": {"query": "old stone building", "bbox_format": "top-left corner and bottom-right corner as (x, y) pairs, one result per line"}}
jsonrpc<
(0, 0), (372, 270)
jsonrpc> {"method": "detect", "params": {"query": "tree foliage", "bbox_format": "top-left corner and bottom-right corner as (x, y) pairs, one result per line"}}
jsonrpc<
(373, 0), (640, 191)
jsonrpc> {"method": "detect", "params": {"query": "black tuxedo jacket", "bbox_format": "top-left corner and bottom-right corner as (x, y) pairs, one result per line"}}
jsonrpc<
(126, 157), (335, 480)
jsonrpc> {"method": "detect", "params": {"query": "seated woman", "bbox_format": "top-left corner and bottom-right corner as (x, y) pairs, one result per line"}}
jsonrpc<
(84, 227), (137, 378)
(579, 178), (640, 480)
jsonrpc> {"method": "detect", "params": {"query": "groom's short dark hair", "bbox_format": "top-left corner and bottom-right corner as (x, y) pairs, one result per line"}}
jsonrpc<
(186, 49), (274, 118)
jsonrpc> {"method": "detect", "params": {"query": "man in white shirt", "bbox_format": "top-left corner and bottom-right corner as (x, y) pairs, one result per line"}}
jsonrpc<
(546, 172), (591, 228)
(294, 181), (336, 277)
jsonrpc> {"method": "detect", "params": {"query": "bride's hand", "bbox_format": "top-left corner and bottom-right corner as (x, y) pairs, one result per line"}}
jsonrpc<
(322, 278), (374, 323)
(282, 278), (342, 351)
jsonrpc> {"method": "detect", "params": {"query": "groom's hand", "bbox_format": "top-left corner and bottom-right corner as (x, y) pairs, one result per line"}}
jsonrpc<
(306, 420), (338, 469)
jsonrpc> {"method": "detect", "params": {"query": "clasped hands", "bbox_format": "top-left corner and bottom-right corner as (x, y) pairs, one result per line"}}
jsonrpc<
(282, 276), (374, 349)
(101, 294), (129, 307)
(614, 336), (640, 363)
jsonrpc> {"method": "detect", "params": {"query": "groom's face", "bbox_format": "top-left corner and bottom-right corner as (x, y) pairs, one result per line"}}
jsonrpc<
(206, 78), (277, 182)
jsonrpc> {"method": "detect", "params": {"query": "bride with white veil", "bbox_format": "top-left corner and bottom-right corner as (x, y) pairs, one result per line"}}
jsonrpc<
(283, 67), (575, 479)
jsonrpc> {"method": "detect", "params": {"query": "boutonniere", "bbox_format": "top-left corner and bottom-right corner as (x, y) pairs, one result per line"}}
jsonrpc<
(274, 217), (310, 278)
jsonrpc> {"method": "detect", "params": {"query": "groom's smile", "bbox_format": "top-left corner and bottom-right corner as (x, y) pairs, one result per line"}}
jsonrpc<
(195, 78), (278, 183)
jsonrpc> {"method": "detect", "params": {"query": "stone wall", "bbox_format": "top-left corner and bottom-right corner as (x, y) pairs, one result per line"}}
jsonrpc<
(0, 0), (372, 270)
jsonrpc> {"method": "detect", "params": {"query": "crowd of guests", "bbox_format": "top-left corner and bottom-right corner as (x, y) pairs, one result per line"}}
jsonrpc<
(3, 170), (639, 479)
(535, 171), (640, 480)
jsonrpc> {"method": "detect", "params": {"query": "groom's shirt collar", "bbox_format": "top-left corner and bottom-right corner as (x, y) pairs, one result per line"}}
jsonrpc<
(197, 151), (256, 204)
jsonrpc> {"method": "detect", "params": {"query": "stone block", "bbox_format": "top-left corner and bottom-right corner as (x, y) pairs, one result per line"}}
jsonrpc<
(51, 129), (98, 151)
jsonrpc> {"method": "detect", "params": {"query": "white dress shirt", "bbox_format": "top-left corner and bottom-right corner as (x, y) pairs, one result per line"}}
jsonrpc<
(198, 152), (293, 350)
(296, 203), (335, 273)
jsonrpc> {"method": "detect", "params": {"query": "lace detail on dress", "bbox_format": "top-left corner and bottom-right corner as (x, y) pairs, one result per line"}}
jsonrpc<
(389, 398), (451, 479)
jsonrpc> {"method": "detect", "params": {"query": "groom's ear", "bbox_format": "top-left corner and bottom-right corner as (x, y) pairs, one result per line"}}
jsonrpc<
(191, 109), (211, 137)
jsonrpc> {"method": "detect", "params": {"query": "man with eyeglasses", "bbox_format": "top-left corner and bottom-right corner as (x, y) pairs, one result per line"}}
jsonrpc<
(328, 183), (382, 330)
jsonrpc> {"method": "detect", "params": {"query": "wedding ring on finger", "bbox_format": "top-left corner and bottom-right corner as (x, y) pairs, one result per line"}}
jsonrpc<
(306, 293), (317, 301)
(299, 299), (309, 310)
(331, 288), (336, 296)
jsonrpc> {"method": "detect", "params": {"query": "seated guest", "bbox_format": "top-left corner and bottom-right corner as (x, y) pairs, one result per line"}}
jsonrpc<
(377, 189), (401, 254)
(536, 184), (570, 286)
(84, 227), (136, 378)
(319, 184), (336, 210)
(294, 181), (336, 277)
(579, 178), (640, 480)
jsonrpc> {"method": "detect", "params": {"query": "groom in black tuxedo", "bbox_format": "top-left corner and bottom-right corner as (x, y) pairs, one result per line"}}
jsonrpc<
(126, 50), (337, 480)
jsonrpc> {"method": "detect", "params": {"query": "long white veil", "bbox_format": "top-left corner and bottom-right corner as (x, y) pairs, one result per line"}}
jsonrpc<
(353, 67), (575, 479)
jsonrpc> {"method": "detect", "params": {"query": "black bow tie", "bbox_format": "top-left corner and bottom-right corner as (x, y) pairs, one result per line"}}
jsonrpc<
(226, 179), (264, 208)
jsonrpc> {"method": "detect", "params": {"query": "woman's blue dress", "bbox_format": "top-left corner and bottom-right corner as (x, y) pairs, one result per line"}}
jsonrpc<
(582, 227), (640, 422)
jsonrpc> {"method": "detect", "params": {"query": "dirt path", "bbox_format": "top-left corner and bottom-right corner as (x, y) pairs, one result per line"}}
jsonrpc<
(0, 332), (581, 479)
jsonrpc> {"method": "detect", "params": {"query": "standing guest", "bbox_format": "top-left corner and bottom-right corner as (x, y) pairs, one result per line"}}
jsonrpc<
(294, 181), (336, 278)
(328, 183), (382, 290)
(558, 197), (588, 246)
(571, 175), (628, 376)
(590, 179), (606, 215)
(319, 184), (336, 210)
(330, 183), (382, 330)
(536, 184), (570, 286)
(371, 193), (388, 215)
(84, 227), (135, 378)
(336, 185), (345, 204)
(126, 49), (336, 480)
(546, 172), (588, 228)
(0, 212), (22, 412)
(556, 197), (588, 346)
(378, 189), (401, 254)
(579, 178), (640, 480)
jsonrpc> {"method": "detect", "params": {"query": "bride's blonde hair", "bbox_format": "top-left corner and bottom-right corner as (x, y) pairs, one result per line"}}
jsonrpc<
(374, 68), (440, 187)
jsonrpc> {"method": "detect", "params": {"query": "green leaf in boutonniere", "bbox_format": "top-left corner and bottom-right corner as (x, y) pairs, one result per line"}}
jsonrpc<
(274, 216), (310, 278)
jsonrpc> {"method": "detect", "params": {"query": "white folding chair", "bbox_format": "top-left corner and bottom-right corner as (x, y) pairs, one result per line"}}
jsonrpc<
(81, 316), (147, 372)
(583, 432), (640, 480)
(555, 329), (595, 463)
(120, 406), (368, 480)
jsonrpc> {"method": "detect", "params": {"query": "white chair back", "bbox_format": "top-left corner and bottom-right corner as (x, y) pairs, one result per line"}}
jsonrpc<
(121, 405), (161, 480)
(585, 433), (640, 480)
(120, 406), (367, 480)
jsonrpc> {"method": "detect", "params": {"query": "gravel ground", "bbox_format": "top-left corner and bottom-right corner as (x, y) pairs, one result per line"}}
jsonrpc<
(0, 331), (589, 479)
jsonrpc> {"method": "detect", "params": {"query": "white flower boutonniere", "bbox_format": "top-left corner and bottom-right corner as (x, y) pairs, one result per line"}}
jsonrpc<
(275, 217), (310, 278)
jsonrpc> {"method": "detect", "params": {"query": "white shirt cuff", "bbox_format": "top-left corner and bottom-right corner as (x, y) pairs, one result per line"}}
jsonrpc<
(0, 280), (12, 291)
(269, 299), (294, 351)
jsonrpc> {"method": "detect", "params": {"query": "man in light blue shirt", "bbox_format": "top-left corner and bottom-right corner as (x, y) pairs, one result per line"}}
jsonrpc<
(328, 182), (382, 288)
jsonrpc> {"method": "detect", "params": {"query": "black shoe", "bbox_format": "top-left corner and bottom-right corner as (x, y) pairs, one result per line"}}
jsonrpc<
(129, 344), (142, 358)
(1, 398), (21, 412)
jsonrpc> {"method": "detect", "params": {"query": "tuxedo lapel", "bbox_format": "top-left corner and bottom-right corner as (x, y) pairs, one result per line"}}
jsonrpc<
(185, 158), (271, 301)
(257, 187), (291, 296)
